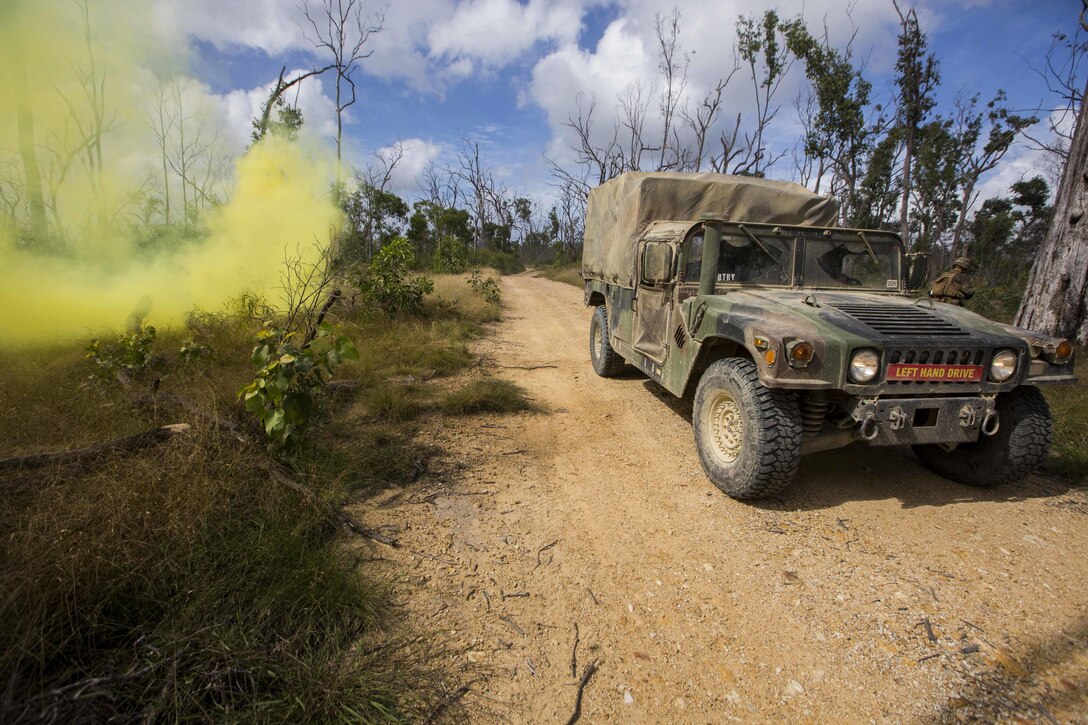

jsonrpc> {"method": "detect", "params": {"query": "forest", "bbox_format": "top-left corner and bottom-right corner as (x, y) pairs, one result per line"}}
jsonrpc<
(2, 2), (1086, 336)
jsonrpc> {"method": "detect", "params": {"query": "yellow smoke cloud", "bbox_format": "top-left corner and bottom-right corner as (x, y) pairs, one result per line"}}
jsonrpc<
(0, 0), (342, 345)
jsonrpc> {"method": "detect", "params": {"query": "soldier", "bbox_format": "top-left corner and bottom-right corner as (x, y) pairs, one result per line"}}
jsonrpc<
(929, 257), (975, 306)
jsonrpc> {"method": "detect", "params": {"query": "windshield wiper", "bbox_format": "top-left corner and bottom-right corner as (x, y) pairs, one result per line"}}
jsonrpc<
(736, 224), (787, 273)
(856, 231), (881, 268)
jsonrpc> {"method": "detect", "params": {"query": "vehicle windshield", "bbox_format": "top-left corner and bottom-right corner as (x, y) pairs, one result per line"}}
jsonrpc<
(680, 224), (902, 291)
(802, 233), (901, 290)
(682, 229), (793, 286)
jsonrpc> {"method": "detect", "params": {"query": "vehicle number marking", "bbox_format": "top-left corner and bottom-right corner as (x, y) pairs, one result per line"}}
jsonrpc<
(886, 364), (983, 382)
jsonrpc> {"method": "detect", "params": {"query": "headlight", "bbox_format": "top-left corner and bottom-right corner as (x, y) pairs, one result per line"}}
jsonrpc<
(990, 349), (1018, 382)
(849, 349), (880, 383)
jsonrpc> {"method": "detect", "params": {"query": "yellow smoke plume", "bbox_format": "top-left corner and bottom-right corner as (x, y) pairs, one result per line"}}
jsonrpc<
(0, 0), (342, 345)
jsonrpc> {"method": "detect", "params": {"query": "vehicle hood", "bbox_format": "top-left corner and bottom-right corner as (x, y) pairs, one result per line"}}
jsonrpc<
(702, 289), (1023, 347)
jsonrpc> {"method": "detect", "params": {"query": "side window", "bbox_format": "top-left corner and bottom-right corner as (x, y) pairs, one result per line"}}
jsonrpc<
(683, 232), (704, 282)
(640, 242), (674, 285)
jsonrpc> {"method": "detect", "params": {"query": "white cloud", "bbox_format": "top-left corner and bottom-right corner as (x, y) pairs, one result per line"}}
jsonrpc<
(528, 0), (907, 177)
(428, 0), (583, 66)
(153, 0), (308, 54)
(377, 138), (444, 196)
(153, 0), (590, 96)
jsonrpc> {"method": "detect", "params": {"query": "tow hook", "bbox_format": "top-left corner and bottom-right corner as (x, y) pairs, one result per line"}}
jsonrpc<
(887, 406), (908, 431)
(859, 415), (880, 441)
(981, 409), (1000, 436)
(958, 405), (977, 428)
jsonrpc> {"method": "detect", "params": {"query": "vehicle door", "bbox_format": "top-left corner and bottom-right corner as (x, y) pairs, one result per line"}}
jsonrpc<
(632, 240), (675, 364)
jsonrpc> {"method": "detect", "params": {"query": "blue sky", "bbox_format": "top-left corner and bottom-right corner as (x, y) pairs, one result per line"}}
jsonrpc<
(163, 0), (1081, 206)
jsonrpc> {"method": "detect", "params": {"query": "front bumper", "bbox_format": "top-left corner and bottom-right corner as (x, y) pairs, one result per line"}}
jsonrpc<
(848, 396), (997, 447)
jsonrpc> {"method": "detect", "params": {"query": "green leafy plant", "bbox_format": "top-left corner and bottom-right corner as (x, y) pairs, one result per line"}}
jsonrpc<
(178, 336), (209, 364)
(357, 237), (434, 315)
(467, 268), (501, 304)
(239, 322), (358, 446)
(84, 325), (162, 386)
(433, 235), (469, 273)
(229, 292), (275, 322)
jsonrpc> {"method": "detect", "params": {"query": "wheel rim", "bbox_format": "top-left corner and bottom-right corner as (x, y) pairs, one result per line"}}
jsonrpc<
(593, 319), (604, 361)
(707, 392), (744, 464)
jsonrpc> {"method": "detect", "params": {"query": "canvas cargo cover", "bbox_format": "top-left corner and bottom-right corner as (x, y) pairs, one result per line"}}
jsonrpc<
(582, 172), (839, 288)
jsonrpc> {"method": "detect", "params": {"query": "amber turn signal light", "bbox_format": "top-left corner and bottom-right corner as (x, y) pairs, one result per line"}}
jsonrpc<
(1054, 339), (1074, 364)
(786, 340), (814, 368)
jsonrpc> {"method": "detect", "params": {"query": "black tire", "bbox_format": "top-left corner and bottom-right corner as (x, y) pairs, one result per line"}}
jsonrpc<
(589, 305), (625, 377)
(912, 386), (1052, 487)
(693, 358), (802, 500)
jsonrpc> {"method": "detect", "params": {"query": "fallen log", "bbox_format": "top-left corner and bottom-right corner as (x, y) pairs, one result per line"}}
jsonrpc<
(0, 424), (191, 473)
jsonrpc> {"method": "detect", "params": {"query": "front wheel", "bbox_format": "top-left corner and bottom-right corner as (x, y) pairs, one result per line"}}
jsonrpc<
(693, 358), (802, 500)
(913, 386), (1052, 487)
(589, 305), (625, 377)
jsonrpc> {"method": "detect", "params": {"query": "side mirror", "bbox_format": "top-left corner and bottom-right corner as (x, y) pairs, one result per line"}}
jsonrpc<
(905, 253), (929, 291)
(641, 242), (674, 285)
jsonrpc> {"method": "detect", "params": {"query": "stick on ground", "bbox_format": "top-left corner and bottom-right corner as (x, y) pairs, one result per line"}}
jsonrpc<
(570, 622), (580, 678)
(265, 466), (398, 547)
(565, 659), (598, 725)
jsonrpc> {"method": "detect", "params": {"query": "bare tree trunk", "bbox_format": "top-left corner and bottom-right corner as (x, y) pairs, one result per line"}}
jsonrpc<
(156, 86), (172, 224)
(1015, 75), (1088, 343)
(950, 176), (975, 257)
(899, 132), (913, 245)
(8, 3), (49, 243)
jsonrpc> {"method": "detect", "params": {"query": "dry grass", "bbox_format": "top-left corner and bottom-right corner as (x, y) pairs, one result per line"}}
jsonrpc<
(0, 273), (505, 722)
(537, 263), (584, 288)
(427, 269), (503, 323)
(439, 377), (538, 415)
(1043, 352), (1088, 484)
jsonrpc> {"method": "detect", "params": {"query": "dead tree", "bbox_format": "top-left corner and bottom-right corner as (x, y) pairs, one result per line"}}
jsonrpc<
(301, 0), (384, 179)
(1015, 4), (1088, 343)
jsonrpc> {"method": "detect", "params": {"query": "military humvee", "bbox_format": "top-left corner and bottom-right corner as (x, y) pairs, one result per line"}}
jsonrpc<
(582, 172), (1076, 500)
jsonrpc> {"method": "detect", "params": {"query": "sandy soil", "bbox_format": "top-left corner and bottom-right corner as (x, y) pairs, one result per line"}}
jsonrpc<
(351, 273), (1088, 723)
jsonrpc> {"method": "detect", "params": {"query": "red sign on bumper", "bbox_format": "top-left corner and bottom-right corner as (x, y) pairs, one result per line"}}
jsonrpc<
(886, 363), (984, 382)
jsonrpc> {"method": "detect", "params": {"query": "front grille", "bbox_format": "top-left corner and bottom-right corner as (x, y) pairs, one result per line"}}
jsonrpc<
(884, 347), (987, 385)
(830, 304), (969, 337)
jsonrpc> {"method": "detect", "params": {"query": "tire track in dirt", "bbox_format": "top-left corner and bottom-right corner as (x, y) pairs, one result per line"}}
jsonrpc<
(353, 272), (1088, 723)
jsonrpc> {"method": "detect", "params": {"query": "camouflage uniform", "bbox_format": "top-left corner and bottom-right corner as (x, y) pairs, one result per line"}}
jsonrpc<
(929, 257), (975, 306)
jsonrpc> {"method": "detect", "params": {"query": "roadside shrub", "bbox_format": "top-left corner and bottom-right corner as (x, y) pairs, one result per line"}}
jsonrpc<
(467, 248), (524, 274)
(966, 285), (1024, 323)
(229, 292), (276, 322)
(239, 322), (359, 447)
(357, 237), (434, 315)
(84, 324), (162, 386)
(433, 235), (469, 273)
(467, 268), (501, 304)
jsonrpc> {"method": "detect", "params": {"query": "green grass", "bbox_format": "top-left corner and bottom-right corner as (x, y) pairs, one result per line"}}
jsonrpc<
(0, 273), (501, 722)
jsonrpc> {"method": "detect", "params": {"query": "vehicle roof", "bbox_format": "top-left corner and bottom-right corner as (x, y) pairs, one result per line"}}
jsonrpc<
(582, 172), (839, 288)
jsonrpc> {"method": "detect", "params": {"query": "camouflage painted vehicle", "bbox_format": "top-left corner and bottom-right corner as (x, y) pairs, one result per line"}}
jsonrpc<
(582, 172), (1077, 500)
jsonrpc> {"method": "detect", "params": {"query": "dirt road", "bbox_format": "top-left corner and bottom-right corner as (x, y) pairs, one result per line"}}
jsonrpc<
(354, 273), (1088, 723)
